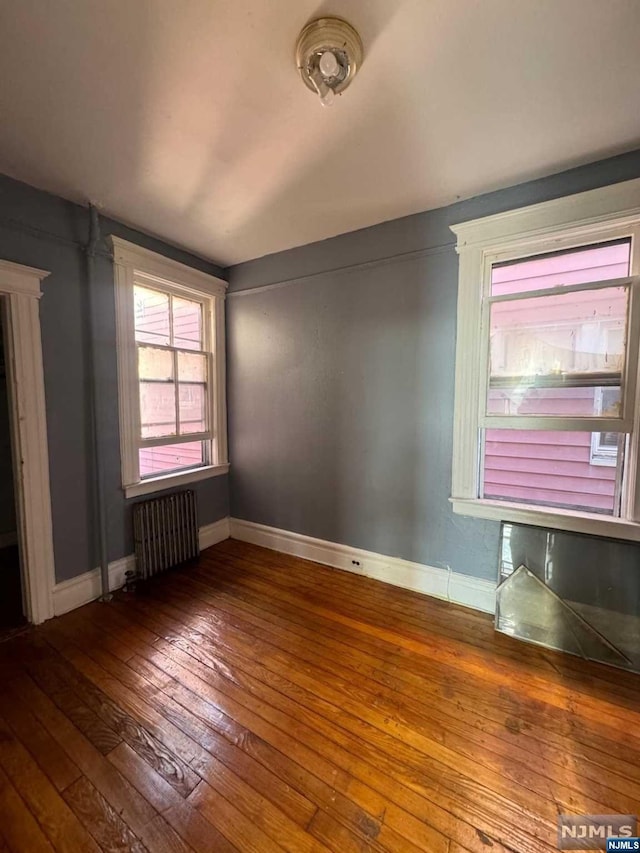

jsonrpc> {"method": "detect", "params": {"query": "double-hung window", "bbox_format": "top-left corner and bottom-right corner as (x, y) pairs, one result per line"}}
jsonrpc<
(450, 178), (640, 540)
(112, 238), (228, 498)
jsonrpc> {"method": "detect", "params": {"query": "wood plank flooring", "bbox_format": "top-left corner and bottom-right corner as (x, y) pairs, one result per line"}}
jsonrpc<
(0, 538), (638, 852)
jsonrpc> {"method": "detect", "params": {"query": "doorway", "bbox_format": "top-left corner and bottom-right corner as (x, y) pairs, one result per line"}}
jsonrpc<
(0, 300), (24, 633)
(0, 259), (55, 625)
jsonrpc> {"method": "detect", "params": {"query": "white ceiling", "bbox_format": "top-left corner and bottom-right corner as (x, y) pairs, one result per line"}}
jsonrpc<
(0, 0), (639, 266)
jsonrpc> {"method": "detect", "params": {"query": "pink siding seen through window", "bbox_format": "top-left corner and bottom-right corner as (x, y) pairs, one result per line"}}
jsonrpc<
(139, 441), (204, 477)
(490, 241), (631, 297)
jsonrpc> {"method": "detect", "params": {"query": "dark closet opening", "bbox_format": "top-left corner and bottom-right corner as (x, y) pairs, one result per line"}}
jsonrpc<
(0, 301), (24, 634)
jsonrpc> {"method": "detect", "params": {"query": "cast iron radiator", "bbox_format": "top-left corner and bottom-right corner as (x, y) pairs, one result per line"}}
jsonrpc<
(133, 489), (199, 579)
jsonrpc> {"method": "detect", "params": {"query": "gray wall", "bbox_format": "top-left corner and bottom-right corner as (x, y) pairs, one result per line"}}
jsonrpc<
(5, 146), (640, 587)
(227, 149), (640, 581)
(0, 174), (229, 582)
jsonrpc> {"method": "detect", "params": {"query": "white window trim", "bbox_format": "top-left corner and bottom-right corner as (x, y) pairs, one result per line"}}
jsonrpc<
(450, 177), (640, 540)
(111, 237), (229, 499)
(590, 431), (618, 467)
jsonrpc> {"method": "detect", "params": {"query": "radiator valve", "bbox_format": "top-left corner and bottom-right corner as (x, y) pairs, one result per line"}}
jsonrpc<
(123, 568), (139, 593)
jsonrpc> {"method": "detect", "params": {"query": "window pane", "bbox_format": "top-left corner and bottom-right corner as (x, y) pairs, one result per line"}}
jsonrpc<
(173, 296), (203, 350)
(482, 429), (623, 515)
(599, 432), (618, 448)
(487, 386), (621, 417)
(491, 240), (631, 297)
(488, 286), (627, 417)
(138, 346), (172, 381)
(134, 286), (170, 345)
(178, 351), (206, 382)
(138, 346), (176, 438)
(177, 351), (207, 435)
(140, 384), (176, 438)
(139, 441), (204, 477)
(179, 383), (206, 434)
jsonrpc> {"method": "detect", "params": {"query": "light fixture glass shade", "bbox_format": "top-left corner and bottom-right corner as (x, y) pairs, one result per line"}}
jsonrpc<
(295, 17), (363, 104)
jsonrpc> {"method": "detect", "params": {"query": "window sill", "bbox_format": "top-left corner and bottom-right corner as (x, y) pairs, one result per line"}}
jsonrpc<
(450, 497), (640, 542)
(125, 463), (230, 499)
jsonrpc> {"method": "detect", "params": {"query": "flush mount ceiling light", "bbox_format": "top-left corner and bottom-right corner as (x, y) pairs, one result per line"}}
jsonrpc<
(295, 16), (363, 107)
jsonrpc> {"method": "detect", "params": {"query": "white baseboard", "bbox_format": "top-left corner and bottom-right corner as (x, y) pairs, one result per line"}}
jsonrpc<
(199, 516), (230, 550)
(52, 554), (136, 617)
(51, 515), (496, 618)
(52, 517), (231, 617)
(229, 518), (496, 614)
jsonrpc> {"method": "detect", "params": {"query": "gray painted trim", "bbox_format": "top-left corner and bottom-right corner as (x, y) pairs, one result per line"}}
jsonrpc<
(228, 242), (453, 297)
(0, 174), (228, 281)
(0, 213), (80, 250)
(227, 148), (640, 290)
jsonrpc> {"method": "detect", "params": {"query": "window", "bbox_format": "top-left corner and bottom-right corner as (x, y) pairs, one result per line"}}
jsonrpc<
(590, 388), (621, 467)
(482, 240), (630, 516)
(112, 238), (228, 498)
(450, 177), (640, 540)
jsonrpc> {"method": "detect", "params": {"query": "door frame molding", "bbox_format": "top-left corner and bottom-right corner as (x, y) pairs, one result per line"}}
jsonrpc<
(0, 259), (54, 623)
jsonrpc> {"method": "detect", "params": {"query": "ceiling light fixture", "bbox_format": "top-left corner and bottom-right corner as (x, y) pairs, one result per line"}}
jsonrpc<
(295, 17), (363, 107)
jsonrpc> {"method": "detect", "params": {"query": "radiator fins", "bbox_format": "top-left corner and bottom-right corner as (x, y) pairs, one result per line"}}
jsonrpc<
(133, 490), (199, 580)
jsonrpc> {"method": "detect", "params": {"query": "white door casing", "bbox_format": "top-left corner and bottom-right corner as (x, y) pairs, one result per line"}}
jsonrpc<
(0, 259), (54, 624)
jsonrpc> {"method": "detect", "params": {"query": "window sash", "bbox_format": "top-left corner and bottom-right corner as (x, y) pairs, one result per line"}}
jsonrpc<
(488, 371), (622, 390)
(485, 274), (635, 304)
(478, 275), (640, 432)
(139, 433), (213, 448)
(136, 341), (213, 444)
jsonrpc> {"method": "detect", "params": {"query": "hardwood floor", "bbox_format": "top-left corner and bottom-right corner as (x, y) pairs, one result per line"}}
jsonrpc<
(0, 538), (638, 852)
